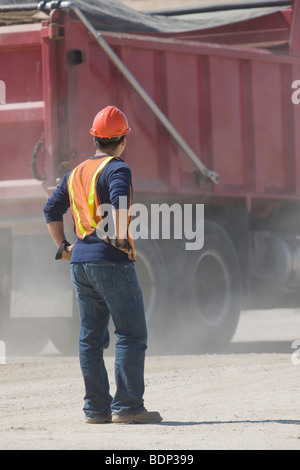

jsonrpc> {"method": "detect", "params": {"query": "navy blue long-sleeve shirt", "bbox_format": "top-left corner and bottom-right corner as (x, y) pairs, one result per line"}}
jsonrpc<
(43, 156), (133, 263)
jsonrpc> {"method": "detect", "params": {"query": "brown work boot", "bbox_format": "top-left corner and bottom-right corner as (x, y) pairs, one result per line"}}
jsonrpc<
(112, 409), (162, 424)
(85, 414), (112, 424)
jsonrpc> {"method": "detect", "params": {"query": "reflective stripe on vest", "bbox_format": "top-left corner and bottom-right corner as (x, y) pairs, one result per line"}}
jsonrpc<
(68, 167), (87, 238)
(88, 157), (114, 229)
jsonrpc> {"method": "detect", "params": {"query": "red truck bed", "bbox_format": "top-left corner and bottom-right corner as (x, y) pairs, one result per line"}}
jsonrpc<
(0, 4), (299, 209)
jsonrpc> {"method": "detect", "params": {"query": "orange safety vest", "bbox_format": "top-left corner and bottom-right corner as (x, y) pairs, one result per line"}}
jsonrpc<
(67, 156), (136, 260)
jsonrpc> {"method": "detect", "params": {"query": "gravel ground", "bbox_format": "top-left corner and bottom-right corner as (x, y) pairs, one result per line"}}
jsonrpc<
(1, 309), (300, 450)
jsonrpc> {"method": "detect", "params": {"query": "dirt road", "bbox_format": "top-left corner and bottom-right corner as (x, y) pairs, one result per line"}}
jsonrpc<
(1, 309), (300, 450)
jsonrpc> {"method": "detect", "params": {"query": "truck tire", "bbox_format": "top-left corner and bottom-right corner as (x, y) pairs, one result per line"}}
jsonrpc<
(177, 220), (241, 352)
(134, 238), (168, 350)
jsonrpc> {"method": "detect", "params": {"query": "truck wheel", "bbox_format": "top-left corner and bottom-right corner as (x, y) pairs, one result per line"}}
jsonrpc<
(134, 238), (168, 350)
(177, 220), (241, 352)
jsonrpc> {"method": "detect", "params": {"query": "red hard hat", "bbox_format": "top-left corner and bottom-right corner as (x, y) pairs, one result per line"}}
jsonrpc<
(90, 106), (131, 138)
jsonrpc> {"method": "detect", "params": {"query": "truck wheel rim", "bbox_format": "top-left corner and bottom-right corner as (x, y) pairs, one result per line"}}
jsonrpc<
(193, 249), (231, 326)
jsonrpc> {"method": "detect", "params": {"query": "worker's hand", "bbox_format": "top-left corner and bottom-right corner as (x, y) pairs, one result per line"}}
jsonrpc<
(55, 240), (74, 261)
(61, 243), (75, 261)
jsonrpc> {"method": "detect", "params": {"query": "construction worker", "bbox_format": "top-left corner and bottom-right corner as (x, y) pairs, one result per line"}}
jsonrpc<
(43, 106), (162, 424)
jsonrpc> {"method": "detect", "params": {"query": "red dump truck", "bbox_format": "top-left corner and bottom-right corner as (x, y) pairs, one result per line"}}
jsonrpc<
(1, 0), (300, 355)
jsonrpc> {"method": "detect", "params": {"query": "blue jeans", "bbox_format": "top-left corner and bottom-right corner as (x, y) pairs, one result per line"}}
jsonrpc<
(70, 261), (147, 418)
